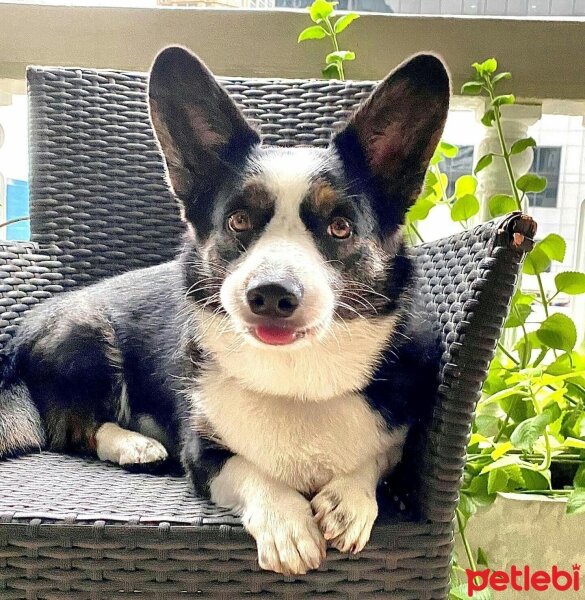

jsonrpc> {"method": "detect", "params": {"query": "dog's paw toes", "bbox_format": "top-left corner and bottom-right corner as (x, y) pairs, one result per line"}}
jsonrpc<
(311, 483), (377, 555)
(246, 508), (326, 575)
(118, 435), (168, 465)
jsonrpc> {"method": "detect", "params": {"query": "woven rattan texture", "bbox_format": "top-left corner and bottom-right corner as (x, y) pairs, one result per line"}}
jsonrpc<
(27, 67), (376, 288)
(0, 243), (64, 346)
(0, 217), (524, 598)
(0, 517), (450, 600)
(411, 218), (522, 523)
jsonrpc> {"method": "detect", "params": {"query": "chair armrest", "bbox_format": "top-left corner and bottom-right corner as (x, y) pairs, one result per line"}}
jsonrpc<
(412, 213), (536, 523)
(0, 242), (66, 349)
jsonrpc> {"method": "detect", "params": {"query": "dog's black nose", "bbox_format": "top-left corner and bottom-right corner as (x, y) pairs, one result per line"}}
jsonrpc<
(246, 278), (302, 318)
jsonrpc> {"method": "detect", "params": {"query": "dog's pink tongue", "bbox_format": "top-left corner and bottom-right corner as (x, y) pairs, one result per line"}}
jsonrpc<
(255, 325), (296, 345)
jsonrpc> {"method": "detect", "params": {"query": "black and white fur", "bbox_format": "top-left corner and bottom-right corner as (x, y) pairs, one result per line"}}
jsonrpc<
(0, 47), (449, 575)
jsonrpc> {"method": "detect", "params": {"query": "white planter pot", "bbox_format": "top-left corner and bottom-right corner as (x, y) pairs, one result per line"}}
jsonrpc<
(455, 493), (585, 599)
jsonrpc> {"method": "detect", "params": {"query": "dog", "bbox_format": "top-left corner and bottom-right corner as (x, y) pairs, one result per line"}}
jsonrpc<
(0, 46), (449, 575)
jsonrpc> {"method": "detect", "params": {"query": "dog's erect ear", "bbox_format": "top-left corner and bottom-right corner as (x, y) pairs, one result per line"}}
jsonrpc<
(148, 46), (259, 202)
(333, 54), (450, 214)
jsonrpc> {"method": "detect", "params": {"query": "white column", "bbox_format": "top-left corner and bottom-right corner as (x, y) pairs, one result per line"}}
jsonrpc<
(575, 199), (585, 341)
(475, 103), (542, 220)
(0, 88), (10, 228)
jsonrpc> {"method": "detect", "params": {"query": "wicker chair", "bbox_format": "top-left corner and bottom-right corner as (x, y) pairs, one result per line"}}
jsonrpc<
(0, 67), (535, 599)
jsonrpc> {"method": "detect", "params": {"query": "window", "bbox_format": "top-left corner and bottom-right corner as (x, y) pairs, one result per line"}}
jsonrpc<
(276, 0), (394, 11)
(3, 0), (585, 15)
(528, 146), (562, 208)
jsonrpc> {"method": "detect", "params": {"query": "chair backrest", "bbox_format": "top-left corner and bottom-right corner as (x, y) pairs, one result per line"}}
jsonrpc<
(27, 67), (376, 288)
(25, 66), (530, 526)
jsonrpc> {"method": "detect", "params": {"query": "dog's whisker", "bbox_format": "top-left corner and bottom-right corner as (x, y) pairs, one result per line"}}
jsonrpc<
(339, 292), (378, 314)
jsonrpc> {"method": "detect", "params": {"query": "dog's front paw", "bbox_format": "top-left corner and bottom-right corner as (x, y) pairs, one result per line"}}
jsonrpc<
(311, 479), (378, 554)
(244, 504), (326, 575)
(118, 433), (168, 465)
(96, 423), (168, 466)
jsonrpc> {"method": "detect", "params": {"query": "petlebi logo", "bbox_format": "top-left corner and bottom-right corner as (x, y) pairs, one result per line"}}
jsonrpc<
(466, 564), (581, 595)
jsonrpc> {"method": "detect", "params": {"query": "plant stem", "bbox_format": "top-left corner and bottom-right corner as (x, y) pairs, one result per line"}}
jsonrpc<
(528, 385), (553, 472)
(520, 322), (530, 368)
(485, 80), (523, 211)
(456, 508), (477, 573)
(520, 489), (572, 495)
(498, 342), (520, 365)
(0, 216), (30, 229)
(324, 17), (345, 80)
(536, 273), (550, 318)
(432, 165), (449, 204)
(409, 223), (425, 244)
(493, 410), (512, 444)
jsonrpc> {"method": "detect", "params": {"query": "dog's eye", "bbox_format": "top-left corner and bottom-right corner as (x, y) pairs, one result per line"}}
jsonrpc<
(327, 216), (353, 240)
(227, 210), (252, 233)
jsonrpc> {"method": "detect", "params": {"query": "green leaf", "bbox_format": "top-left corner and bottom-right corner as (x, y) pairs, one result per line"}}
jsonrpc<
(504, 289), (534, 329)
(480, 454), (525, 474)
(510, 137), (536, 155)
(297, 25), (328, 42)
(423, 169), (438, 190)
(454, 175), (477, 198)
(523, 234), (566, 275)
(438, 140), (459, 158)
(466, 473), (497, 506)
(451, 194), (480, 222)
(564, 437), (585, 449)
(520, 468), (550, 491)
(407, 197), (435, 222)
(481, 110), (496, 127)
(574, 463), (585, 489)
(516, 173), (547, 193)
(450, 583), (494, 600)
(561, 410), (585, 439)
(492, 72), (512, 85)
(513, 289), (536, 306)
(567, 489), (585, 515)
(491, 441), (513, 461)
(326, 50), (356, 64)
(474, 414), (502, 438)
(487, 465), (524, 494)
(555, 271), (585, 295)
(461, 81), (484, 95)
(488, 194), (517, 217)
(333, 12), (359, 33)
(473, 58), (498, 75)
(510, 413), (551, 452)
(547, 352), (585, 376)
(538, 233), (566, 262)
(474, 153), (493, 174)
(523, 245), (550, 275)
(543, 401), (562, 423)
(457, 492), (477, 527)
(432, 172), (448, 198)
(429, 146), (445, 166)
(482, 384), (529, 407)
(492, 94), (515, 108)
(477, 547), (489, 567)
(322, 63), (341, 79)
(499, 394), (536, 424)
(504, 302), (532, 328)
(537, 313), (577, 352)
(309, 0), (336, 23)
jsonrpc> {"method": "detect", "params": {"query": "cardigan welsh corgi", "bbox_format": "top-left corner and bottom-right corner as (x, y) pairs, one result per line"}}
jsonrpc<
(0, 46), (449, 575)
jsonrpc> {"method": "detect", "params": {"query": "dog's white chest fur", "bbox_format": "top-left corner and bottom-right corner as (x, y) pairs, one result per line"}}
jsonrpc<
(193, 367), (404, 494)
